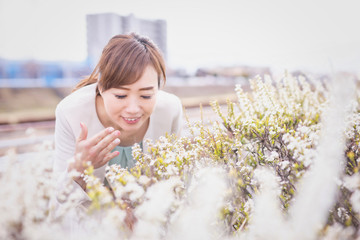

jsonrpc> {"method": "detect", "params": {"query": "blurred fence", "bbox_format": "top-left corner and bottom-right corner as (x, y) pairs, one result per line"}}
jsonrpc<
(0, 78), (79, 88)
(0, 76), (248, 88)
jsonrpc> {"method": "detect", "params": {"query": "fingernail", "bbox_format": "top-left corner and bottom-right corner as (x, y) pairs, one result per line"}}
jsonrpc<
(114, 138), (120, 144)
(113, 130), (120, 136)
(107, 127), (114, 133)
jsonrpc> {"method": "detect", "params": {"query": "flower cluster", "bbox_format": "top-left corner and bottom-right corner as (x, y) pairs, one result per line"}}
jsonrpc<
(83, 73), (360, 238)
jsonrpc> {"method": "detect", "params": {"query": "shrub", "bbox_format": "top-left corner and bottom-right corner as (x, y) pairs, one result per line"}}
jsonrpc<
(1, 73), (359, 239)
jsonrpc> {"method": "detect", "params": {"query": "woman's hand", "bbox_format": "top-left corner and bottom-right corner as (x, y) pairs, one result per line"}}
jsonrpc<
(69, 122), (120, 189)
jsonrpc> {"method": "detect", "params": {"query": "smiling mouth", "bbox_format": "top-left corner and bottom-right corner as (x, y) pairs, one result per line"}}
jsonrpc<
(123, 117), (141, 124)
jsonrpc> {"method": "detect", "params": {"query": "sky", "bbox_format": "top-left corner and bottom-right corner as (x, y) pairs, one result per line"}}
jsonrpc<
(0, 0), (359, 75)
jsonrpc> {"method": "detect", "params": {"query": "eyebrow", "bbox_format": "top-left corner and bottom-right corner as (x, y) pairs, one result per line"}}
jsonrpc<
(117, 86), (155, 91)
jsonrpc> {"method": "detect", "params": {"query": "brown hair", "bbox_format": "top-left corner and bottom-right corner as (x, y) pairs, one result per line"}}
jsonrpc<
(73, 33), (166, 93)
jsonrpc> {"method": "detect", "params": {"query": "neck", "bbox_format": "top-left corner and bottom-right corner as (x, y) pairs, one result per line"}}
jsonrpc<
(95, 94), (112, 128)
(119, 119), (149, 146)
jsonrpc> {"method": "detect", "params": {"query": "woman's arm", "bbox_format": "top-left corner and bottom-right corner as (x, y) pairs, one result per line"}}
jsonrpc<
(53, 103), (91, 207)
(54, 103), (121, 190)
(54, 104), (77, 175)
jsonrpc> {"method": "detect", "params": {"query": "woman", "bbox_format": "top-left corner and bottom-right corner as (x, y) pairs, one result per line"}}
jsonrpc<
(53, 33), (183, 206)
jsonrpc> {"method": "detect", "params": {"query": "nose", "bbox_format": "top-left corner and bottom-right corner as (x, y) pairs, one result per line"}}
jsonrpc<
(124, 97), (140, 114)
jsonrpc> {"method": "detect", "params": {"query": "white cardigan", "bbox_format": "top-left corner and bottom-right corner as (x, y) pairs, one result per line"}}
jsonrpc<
(53, 83), (183, 206)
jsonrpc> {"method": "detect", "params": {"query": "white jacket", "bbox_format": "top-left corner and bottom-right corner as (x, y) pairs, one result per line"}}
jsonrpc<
(53, 83), (183, 206)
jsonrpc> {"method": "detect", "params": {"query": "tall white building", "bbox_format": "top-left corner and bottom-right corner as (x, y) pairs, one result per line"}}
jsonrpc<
(86, 13), (167, 66)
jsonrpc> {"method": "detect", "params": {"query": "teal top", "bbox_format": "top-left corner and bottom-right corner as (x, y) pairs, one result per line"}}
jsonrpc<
(104, 142), (142, 187)
(108, 142), (143, 169)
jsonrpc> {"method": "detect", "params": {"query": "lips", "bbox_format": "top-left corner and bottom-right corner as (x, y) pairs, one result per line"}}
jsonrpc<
(122, 117), (141, 124)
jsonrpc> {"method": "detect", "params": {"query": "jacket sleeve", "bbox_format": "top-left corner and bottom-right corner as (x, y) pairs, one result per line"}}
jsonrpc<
(54, 103), (76, 173)
(52, 104), (91, 213)
(171, 95), (184, 137)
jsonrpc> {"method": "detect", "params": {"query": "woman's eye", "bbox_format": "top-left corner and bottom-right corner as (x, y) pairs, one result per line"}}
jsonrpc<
(141, 95), (152, 99)
(115, 95), (126, 99)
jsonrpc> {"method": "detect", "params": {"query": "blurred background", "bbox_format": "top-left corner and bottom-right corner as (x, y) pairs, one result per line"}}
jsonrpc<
(0, 0), (359, 159)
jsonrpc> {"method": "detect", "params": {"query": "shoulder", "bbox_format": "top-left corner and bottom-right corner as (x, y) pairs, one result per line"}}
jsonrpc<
(55, 83), (100, 142)
(155, 90), (182, 114)
(145, 90), (183, 140)
(56, 83), (97, 113)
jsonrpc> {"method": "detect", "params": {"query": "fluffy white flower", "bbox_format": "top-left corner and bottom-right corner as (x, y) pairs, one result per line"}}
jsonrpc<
(350, 190), (360, 213)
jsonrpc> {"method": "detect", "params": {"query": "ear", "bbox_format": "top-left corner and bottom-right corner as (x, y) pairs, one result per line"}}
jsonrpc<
(97, 85), (103, 95)
(158, 77), (163, 89)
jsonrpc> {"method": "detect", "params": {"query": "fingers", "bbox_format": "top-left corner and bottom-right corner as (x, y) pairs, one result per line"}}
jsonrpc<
(94, 150), (119, 169)
(96, 130), (120, 151)
(77, 122), (88, 142)
(88, 127), (116, 146)
(103, 150), (120, 164)
(89, 129), (121, 165)
(98, 137), (121, 160)
(76, 126), (122, 169)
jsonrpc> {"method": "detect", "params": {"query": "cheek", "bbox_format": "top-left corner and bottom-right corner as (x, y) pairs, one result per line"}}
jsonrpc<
(104, 99), (122, 115)
(144, 99), (157, 114)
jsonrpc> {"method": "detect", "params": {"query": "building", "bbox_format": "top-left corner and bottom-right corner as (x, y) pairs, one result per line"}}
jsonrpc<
(86, 13), (167, 66)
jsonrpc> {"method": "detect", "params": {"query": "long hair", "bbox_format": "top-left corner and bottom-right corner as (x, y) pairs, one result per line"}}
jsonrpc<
(73, 33), (166, 93)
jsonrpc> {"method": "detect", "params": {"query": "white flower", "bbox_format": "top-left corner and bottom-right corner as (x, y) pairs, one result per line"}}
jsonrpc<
(350, 190), (360, 213)
(138, 175), (151, 186)
(126, 182), (145, 202)
(279, 160), (290, 170)
(266, 151), (279, 162)
(166, 164), (178, 176)
(342, 174), (360, 191)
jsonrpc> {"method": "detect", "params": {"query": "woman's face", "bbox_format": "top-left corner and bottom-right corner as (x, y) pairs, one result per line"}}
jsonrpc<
(100, 65), (159, 133)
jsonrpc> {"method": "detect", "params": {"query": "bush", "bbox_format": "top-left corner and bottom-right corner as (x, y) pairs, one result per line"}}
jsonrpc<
(1, 73), (359, 239)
